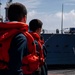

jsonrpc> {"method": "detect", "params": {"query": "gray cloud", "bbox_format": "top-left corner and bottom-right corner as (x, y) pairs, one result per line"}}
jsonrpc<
(14, 0), (41, 9)
(27, 9), (75, 31)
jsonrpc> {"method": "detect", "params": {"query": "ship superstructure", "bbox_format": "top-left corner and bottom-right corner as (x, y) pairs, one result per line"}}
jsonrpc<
(0, 0), (3, 22)
(5, 0), (12, 21)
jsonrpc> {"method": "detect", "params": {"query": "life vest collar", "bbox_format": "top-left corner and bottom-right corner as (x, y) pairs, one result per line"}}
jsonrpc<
(29, 32), (40, 41)
(0, 22), (28, 41)
(0, 22), (28, 31)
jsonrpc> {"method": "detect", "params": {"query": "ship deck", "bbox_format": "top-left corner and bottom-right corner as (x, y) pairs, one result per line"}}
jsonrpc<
(48, 69), (75, 75)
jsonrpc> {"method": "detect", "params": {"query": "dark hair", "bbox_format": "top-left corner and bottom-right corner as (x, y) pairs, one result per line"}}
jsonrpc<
(8, 2), (27, 21)
(29, 19), (43, 32)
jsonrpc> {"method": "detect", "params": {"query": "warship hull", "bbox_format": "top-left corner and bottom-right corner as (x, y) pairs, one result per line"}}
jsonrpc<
(42, 33), (75, 69)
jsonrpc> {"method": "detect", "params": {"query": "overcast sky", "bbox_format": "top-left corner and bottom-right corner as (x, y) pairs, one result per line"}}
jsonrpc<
(1, 0), (75, 32)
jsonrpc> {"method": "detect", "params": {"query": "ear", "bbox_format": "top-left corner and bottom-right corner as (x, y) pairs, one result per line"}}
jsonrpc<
(21, 16), (27, 23)
(36, 28), (41, 35)
(24, 16), (27, 23)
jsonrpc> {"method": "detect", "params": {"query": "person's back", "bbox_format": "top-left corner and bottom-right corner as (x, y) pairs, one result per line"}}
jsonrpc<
(29, 19), (48, 75)
(0, 3), (28, 75)
(40, 35), (48, 75)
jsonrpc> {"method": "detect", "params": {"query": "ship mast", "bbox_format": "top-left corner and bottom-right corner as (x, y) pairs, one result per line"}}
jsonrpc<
(5, 0), (12, 21)
(0, 0), (3, 22)
(61, 3), (64, 34)
(0, 0), (1, 17)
